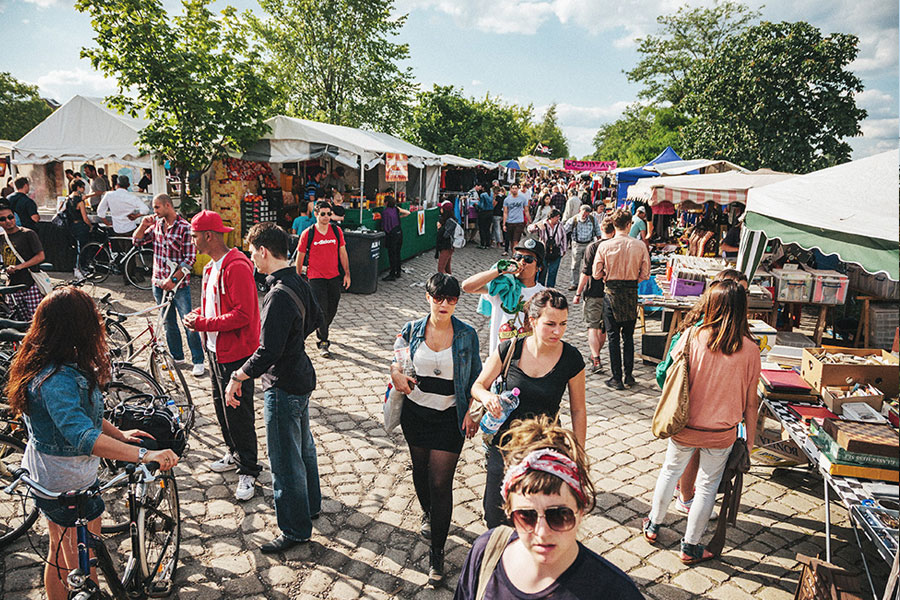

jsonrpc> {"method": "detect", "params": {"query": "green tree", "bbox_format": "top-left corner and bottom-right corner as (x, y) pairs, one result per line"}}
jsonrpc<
(249, 0), (415, 134)
(627, 0), (760, 105)
(525, 104), (569, 159)
(588, 105), (687, 166)
(405, 85), (533, 161)
(0, 73), (52, 141)
(680, 21), (866, 172)
(75, 0), (273, 212)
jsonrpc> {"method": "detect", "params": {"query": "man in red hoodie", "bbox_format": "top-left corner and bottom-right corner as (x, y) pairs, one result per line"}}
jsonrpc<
(184, 211), (262, 501)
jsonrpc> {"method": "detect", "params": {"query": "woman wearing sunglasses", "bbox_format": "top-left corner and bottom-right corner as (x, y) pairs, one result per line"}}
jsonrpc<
(471, 288), (586, 529)
(390, 273), (482, 587)
(453, 416), (642, 599)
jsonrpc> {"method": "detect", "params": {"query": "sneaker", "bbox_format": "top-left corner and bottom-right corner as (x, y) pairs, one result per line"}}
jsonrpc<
(590, 356), (604, 374)
(604, 377), (625, 391)
(675, 495), (693, 514)
(235, 474), (256, 501)
(319, 342), (332, 359)
(624, 375), (636, 389)
(209, 451), (237, 473)
(191, 363), (206, 377)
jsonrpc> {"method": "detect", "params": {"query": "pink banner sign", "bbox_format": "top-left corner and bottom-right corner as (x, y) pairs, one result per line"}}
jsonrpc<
(563, 160), (617, 172)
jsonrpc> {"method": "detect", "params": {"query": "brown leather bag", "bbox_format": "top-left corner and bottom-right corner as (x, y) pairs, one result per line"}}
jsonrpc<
(651, 328), (693, 439)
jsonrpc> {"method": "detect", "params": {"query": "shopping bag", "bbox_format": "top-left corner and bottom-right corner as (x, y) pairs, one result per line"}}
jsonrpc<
(383, 383), (404, 433)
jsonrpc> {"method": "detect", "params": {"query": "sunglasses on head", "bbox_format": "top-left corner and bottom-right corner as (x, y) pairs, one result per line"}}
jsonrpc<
(510, 506), (577, 532)
(429, 295), (459, 305)
(0, 215), (15, 222)
(513, 254), (537, 264)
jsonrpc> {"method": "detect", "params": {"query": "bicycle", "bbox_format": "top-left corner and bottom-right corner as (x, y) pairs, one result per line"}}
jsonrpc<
(98, 287), (195, 435)
(4, 461), (180, 599)
(0, 432), (38, 548)
(79, 226), (154, 291)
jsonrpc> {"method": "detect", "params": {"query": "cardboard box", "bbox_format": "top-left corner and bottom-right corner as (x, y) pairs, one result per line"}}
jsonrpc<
(752, 417), (809, 467)
(822, 385), (884, 415)
(801, 347), (899, 393)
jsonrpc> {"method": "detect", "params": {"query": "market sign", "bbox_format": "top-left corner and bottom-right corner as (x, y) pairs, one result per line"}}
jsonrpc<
(563, 159), (617, 172)
(385, 153), (408, 182)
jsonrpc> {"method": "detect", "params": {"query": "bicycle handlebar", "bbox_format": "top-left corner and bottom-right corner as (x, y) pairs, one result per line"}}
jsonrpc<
(4, 463), (160, 498)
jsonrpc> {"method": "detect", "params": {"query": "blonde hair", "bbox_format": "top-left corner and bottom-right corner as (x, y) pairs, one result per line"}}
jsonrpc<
(499, 415), (595, 513)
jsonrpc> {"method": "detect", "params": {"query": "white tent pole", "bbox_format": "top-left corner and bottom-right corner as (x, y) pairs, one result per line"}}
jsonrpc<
(359, 158), (364, 223)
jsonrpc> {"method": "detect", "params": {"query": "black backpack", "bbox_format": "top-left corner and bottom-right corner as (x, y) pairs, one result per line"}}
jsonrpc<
(544, 223), (562, 262)
(301, 223), (345, 277)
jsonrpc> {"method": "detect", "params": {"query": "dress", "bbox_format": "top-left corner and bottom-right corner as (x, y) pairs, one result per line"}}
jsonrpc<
(401, 344), (462, 453)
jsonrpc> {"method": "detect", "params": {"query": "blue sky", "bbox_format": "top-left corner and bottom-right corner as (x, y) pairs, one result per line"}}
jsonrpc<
(2, 0), (897, 161)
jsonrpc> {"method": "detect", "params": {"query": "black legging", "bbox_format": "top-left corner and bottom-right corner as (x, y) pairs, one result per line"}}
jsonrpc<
(408, 445), (460, 554)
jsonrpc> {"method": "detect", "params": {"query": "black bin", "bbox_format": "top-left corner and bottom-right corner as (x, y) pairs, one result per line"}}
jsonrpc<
(344, 229), (384, 294)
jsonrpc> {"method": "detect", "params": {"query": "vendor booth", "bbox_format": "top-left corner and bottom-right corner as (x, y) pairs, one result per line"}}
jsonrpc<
(439, 154), (499, 241)
(615, 146), (683, 207)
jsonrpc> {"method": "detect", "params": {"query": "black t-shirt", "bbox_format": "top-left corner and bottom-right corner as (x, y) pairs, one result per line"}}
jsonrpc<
(0, 228), (43, 288)
(138, 175), (152, 192)
(453, 529), (644, 600)
(65, 195), (86, 226)
(581, 238), (609, 298)
(493, 194), (506, 217)
(7, 192), (37, 226)
(722, 225), (741, 257)
(492, 340), (584, 445)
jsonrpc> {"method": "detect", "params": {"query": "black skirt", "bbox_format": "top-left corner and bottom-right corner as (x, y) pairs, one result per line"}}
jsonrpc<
(401, 396), (464, 454)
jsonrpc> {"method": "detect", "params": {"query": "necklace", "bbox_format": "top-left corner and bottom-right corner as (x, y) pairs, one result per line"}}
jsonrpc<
(431, 347), (442, 376)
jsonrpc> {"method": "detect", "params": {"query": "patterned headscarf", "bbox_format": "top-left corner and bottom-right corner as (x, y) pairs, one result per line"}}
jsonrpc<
(501, 448), (586, 505)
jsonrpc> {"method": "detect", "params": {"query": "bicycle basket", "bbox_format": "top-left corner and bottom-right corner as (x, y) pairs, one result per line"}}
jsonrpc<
(111, 401), (187, 456)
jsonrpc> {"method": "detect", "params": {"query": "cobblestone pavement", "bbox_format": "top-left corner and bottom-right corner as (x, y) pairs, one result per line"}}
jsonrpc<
(2, 244), (891, 599)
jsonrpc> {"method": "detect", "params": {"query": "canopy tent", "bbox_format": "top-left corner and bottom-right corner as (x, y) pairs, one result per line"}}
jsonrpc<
(628, 170), (794, 206)
(615, 146), (683, 205)
(738, 149), (899, 281)
(518, 155), (564, 170)
(440, 154), (481, 168)
(11, 95), (165, 197)
(645, 159), (745, 176)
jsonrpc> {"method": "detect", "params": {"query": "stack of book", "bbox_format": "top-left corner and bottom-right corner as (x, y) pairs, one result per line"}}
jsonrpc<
(759, 369), (819, 402)
(810, 419), (900, 482)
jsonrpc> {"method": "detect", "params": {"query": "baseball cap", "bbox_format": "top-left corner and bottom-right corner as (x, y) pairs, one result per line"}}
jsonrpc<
(514, 237), (545, 265)
(635, 205), (646, 214)
(191, 210), (233, 233)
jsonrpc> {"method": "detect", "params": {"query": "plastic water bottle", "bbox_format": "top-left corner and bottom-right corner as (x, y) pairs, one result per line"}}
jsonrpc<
(480, 388), (521, 434)
(166, 397), (181, 424)
(393, 335), (416, 388)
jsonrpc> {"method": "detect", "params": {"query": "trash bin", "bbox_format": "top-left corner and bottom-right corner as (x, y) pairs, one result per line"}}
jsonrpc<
(344, 229), (385, 294)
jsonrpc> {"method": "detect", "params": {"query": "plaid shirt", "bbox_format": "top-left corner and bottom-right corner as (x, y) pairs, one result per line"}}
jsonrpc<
(566, 214), (601, 244)
(134, 215), (196, 287)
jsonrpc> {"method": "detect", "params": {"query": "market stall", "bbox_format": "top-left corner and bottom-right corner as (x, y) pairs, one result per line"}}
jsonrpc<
(614, 146), (683, 207)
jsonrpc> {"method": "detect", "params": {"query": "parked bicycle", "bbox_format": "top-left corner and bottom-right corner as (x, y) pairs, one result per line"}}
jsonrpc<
(4, 461), (180, 599)
(79, 226), (154, 291)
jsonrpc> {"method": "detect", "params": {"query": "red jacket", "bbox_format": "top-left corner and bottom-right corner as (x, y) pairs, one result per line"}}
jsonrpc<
(190, 248), (260, 363)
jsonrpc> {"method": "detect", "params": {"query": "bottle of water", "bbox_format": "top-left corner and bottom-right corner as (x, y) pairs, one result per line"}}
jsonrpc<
(393, 335), (416, 388)
(480, 388), (520, 434)
(166, 397), (181, 424)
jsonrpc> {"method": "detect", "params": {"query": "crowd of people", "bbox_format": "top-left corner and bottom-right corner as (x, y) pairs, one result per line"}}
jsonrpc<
(4, 165), (765, 599)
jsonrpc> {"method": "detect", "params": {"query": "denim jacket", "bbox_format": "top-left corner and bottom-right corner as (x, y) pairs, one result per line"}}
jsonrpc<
(23, 363), (104, 457)
(399, 316), (482, 428)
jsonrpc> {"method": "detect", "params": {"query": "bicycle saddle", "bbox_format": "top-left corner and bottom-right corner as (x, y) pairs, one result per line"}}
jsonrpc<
(0, 328), (26, 343)
(0, 284), (28, 295)
(0, 318), (30, 331)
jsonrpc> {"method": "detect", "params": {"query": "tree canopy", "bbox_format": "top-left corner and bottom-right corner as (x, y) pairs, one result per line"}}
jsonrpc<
(75, 0), (274, 209)
(405, 85), (534, 161)
(0, 73), (52, 142)
(588, 105), (687, 167)
(249, 0), (415, 134)
(525, 104), (570, 159)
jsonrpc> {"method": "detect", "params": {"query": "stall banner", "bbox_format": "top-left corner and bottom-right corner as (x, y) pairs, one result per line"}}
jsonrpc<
(563, 160), (617, 172)
(386, 153), (408, 182)
(417, 209), (425, 235)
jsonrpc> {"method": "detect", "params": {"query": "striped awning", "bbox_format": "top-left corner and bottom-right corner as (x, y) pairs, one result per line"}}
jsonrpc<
(656, 187), (747, 206)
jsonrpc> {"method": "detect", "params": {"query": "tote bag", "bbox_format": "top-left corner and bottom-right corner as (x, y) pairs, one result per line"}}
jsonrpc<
(651, 328), (693, 439)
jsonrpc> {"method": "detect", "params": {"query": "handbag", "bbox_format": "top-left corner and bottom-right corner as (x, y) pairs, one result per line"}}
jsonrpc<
(111, 401), (187, 456)
(383, 382), (404, 434)
(476, 525), (515, 600)
(471, 337), (521, 423)
(651, 328), (693, 439)
(0, 227), (53, 296)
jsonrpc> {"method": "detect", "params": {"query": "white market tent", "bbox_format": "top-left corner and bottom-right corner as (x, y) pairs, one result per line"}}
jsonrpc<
(241, 115), (442, 207)
(645, 158), (745, 176)
(11, 95), (166, 195)
(628, 169), (794, 206)
(738, 149), (899, 281)
(440, 154), (481, 168)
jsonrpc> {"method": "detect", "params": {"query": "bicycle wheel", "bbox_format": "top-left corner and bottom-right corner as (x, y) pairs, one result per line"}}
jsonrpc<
(110, 364), (164, 410)
(137, 472), (179, 595)
(80, 243), (112, 284)
(148, 351), (194, 435)
(124, 247), (154, 291)
(106, 320), (133, 362)
(0, 433), (38, 549)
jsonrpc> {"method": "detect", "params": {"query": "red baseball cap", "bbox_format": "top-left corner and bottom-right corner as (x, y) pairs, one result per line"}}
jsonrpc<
(191, 210), (233, 233)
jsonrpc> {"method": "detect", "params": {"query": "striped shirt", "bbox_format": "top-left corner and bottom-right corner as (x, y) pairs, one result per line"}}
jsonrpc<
(134, 215), (196, 287)
(409, 345), (455, 411)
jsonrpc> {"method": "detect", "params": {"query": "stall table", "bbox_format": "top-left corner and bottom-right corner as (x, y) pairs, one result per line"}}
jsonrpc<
(758, 397), (898, 598)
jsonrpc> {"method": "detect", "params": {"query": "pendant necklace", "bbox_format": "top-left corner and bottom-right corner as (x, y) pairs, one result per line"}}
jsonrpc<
(432, 348), (442, 376)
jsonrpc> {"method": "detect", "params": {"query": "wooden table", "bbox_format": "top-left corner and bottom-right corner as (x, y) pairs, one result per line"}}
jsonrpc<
(776, 301), (831, 345)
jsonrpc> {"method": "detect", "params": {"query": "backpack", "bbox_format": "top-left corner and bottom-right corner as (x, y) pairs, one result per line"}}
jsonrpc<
(302, 223), (345, 277)
(451, 219), (466, 249)
(544, 223), (561, 261)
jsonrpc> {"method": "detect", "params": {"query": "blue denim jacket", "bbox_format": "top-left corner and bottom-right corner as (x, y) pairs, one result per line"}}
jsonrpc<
(23, 363), (104, 457)
(399, 316), (482, 427)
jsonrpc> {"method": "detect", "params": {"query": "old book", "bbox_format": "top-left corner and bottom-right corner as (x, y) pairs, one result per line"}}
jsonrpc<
(819, 453), (900, 482)
(809, 423), (900, 468)
(821, 419), (899, 458)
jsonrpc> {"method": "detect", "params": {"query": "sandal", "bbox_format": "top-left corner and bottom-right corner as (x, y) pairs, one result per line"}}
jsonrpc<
(642, 517), (660, 544)
(680, 541), (715, 565)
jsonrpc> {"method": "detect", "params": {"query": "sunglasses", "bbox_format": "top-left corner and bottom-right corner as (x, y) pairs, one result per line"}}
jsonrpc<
(512, 254), (537, 264)
(0, 216), (15, 222)
(510, 507), (577, 532)
(318, 211), (332, 217)
(430, 295), (459, 305)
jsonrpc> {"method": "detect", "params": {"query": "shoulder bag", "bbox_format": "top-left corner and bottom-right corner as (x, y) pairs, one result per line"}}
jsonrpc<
(0, 227), (53, 296)
(651, 328), (693, 439)
(475, 525), (515, 600)
(469, 337), (520, 424)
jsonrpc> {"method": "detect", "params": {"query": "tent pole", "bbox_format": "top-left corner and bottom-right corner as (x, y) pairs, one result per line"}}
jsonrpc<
(359, 158), (364, 224)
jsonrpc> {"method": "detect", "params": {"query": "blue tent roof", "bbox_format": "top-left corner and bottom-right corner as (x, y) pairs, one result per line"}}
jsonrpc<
(617, 147), (683, 205)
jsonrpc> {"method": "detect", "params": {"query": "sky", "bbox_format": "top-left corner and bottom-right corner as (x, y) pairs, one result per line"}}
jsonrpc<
(2, 0), (897, 161)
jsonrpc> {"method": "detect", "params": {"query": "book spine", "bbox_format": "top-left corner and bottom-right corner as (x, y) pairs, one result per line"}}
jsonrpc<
(812, 430), (900, 468)
(820, 454), (900, 482)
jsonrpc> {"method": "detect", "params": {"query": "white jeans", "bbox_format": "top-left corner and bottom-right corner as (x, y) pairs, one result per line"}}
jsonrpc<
(648, 439), (732, 545)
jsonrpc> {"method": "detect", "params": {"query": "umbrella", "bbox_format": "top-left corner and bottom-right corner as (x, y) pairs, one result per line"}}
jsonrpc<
(497, 159), (521, 170)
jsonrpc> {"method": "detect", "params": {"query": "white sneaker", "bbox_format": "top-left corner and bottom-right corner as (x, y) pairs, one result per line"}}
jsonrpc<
(209, 451), (237, 473)
(235, 474), (256, 501)
(191, 363), (206, 377)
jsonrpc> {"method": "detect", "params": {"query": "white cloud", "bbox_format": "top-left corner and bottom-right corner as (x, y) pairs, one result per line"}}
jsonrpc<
(527, 101), (632, 157)
(850, 33), (899, 74)
(859, 117), (899, 141)
(471, 79), (482, 86)
(23, 0), (61, 7)
(855, 89), (897, 118)
(35, 67), (118, 103)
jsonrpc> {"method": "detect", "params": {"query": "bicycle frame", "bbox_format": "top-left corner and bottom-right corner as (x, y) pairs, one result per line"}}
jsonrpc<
(107, 277), (185, 364)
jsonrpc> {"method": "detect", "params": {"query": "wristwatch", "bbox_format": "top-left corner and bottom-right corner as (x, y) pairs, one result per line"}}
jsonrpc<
(137, 447), (148, 464)
(229, 371), (243, 383)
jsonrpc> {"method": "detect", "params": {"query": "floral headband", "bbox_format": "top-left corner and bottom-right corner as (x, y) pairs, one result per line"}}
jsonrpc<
(501, 448), (586, 505)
